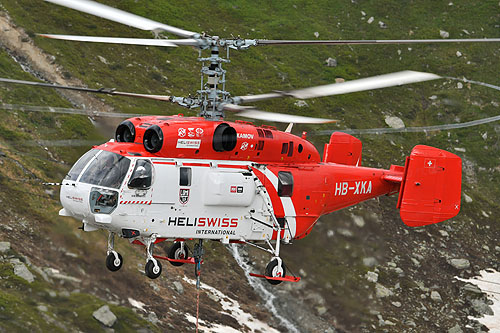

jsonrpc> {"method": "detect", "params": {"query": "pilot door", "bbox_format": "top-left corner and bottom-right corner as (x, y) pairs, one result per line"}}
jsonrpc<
(120, 159), (154, 216)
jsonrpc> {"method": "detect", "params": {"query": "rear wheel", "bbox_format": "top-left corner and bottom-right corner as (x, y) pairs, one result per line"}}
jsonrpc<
(265, 259), (286, 285)
(168, 242), (188, 266)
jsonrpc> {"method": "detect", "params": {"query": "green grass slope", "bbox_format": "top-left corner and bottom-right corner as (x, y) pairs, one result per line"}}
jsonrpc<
(0, 0), (499, 331)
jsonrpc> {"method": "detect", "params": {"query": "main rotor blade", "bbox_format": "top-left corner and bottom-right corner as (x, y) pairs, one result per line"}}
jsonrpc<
(39, 34), (200, 47)
(257, 38), (500, 45)
(0, 77), (172, 102)
(236, 71), (440, 103)
(45, 0), (198, 38)
(223, 104), (336, 124)
(0, 103), (145, 118)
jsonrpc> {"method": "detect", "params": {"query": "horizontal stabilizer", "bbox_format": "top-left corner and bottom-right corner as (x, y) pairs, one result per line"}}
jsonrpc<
(398, 145), (462, 227)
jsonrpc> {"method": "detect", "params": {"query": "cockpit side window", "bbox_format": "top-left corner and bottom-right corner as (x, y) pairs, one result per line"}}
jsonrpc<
(80, 151), (131, 189)
(65, 149), (99, 181)
(128, 159), (154, 190)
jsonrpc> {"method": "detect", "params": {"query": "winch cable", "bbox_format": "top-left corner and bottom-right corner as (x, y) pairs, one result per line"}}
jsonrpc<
(193, 240), (205, 333)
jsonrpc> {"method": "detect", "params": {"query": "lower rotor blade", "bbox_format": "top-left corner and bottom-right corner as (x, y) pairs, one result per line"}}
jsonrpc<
(0, 77), (172, 102)
(288, 70), (440, 99)
(39, 34), (200, 47)
(0, 103), (145, 118)
(257, 38), (500, 45)
(234, 71), (440, 103)
(223, 104), (336, 124)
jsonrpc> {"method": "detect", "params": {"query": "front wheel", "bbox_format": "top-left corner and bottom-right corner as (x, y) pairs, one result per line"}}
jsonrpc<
(106, 252), (123, 272)
(145, 260), (162, 279)
(265, 259), (286, 285)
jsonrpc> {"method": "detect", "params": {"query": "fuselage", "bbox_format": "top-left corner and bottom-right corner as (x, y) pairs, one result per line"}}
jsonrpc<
(59, 116), (402, 242)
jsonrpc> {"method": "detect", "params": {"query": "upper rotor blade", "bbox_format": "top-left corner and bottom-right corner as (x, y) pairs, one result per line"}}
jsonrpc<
(223, 104), (336, 124)
(0, 77), (172, 102)
(45, 0), (198, 38)
(257, 38), (500, 45)
(39, 34), (200, 47)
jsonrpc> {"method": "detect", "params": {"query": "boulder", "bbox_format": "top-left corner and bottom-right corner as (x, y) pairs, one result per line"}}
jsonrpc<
(92, 305), (117, 328)
(448, 324), (463, 333)
(471, 299), (494, 316)
(147, 311), (160, 325)
(351, 214), (365, 227)
(449, 259), (470, 269)
(375, 284), (394, 298)
(325, 57), (337, 67)
(0, 241), (10, 253)
(172, 281), (184, 294)
(385, 116), (405, 129)
(391, 301), (402, 308)
(294, 100), (309, 107)
(365, 271), (378, 283)
(430, 291), (442, 302)
(10, 259), (34, 283)
(363, 257), (378, 267)
(440, 30), (450, 38)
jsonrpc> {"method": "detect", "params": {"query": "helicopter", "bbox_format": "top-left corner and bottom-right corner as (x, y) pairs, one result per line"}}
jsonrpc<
(1, 0), (498, 285)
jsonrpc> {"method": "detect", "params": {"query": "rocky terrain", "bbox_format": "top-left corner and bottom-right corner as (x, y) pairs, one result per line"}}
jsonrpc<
(0, 0), (499, 332)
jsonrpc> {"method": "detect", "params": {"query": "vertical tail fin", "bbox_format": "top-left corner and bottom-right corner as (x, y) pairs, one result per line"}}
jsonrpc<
(398, 145), (462, 227)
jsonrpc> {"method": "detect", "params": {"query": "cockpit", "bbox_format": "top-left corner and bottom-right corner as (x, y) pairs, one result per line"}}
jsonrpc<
(62, 149), (154, 216)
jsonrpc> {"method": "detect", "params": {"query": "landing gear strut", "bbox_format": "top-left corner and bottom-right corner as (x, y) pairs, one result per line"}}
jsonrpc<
(144, 234), (162, 279)
(106, 232), (123, 272)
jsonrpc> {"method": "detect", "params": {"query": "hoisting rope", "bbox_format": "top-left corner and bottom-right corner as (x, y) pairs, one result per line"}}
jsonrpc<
(193, 240), (204, 333)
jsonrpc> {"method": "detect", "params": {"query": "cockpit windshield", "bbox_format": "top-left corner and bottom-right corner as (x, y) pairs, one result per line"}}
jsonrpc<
(80, 151), (131, 189)
(65, 149), (99, 181)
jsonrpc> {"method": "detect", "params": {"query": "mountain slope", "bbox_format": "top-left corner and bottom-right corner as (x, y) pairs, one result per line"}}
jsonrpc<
(0, 0), (499, 332)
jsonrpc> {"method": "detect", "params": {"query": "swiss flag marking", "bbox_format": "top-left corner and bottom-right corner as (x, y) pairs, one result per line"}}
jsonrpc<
(424, 158), (436, 168)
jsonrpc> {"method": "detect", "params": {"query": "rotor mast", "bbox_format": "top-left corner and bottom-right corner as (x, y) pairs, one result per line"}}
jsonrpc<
(198, 42), (230, 120)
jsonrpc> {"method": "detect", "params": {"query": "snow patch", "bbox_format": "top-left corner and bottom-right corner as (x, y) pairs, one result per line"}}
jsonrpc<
(128, 298), (146, 312)
(456, 269), (500, 331)
(229, 245), (299, 332)
(182, 276), (280, 333)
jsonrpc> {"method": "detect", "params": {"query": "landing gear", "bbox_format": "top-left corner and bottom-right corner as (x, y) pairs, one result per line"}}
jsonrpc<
(168, 241), (188, 266)
(106, 232), (123, 272)
(144, 234), (162, 279)
(265, 258), (286, 285)
(145, 259), (162, 279)
(106, 252), (123, 272)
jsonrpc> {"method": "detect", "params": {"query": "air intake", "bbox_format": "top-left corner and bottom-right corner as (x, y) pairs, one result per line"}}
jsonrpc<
(213, 123), (237, 152)
(143, 125), (163, 153)
(115, 120), (136, 143)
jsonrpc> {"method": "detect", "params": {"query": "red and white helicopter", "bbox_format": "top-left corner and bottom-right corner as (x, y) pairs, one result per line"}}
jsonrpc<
(3, 0), (498, 285)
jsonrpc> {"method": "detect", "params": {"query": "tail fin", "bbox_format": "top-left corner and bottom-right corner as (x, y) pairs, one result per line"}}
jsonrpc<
(397, 145), (462, 227)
